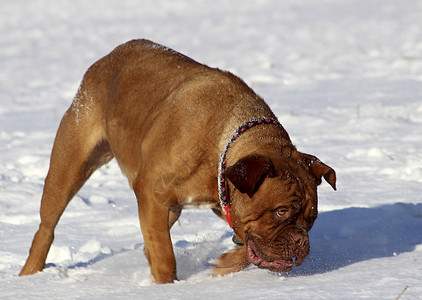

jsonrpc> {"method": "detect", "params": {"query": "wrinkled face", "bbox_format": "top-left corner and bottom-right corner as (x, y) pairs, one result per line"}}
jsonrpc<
(226, 153), (336, 273)
(232, 176), (318, 273)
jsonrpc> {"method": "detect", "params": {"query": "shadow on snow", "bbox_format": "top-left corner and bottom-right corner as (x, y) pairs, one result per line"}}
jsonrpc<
(44, 202), (422, 279)
(289, 202), (422, 276)
(173, 202), (422, 279)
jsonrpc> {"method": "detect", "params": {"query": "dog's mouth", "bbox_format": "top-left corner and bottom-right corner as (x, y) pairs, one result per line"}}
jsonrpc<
(247, 239), (298, 273)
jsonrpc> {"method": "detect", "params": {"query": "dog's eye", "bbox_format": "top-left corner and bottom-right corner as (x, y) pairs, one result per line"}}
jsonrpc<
(276, 209), (288, 218)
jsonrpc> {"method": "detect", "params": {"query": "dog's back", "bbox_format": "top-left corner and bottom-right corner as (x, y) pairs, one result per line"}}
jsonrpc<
(72, 39), (276, 182)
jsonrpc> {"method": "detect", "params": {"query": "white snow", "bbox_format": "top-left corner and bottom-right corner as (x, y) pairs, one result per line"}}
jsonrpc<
(1, 0), (422, 299)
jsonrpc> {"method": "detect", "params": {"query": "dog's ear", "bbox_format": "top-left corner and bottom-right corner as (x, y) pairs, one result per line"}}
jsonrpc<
(302, 153), (336, 190)
(226, 155), (275, 198)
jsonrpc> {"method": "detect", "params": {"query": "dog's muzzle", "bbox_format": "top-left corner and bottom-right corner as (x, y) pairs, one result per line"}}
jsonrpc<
(246, 228), (310, 273)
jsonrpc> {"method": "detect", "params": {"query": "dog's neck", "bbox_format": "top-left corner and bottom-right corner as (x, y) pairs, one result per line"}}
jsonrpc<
(218, 117), (283, 228)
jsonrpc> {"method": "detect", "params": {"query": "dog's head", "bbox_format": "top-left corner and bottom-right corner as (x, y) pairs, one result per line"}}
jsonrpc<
(226, 151), (336, 273)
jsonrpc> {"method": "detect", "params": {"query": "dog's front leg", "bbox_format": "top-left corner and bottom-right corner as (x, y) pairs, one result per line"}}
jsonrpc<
(212, 245), (250, 276)
(133, 183), (177, 284)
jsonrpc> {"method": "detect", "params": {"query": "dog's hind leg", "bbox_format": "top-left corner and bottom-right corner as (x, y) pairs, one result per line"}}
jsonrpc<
(19, 88), (113, 276)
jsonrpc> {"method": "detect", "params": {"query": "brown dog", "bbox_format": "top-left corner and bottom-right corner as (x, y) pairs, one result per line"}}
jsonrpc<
(19, 39), (336, 284)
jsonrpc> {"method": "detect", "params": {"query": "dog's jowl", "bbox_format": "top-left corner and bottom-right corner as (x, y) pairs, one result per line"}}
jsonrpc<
(20, 39), (336, 284)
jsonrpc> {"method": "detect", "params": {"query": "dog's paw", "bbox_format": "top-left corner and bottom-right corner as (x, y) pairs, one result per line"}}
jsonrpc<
(212, 246), (250, 277)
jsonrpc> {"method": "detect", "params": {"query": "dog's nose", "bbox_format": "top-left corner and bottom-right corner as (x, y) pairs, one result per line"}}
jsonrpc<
(292, 233), (308, 247)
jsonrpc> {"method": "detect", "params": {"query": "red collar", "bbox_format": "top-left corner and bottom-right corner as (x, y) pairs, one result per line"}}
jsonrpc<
(218, 117), (281, 228)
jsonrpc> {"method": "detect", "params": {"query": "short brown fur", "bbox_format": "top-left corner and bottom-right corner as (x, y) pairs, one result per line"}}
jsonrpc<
(20, 39), (336, 284)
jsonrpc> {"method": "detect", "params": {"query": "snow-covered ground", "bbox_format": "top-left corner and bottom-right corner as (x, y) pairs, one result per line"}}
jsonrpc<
(1, 0), (422, 299)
